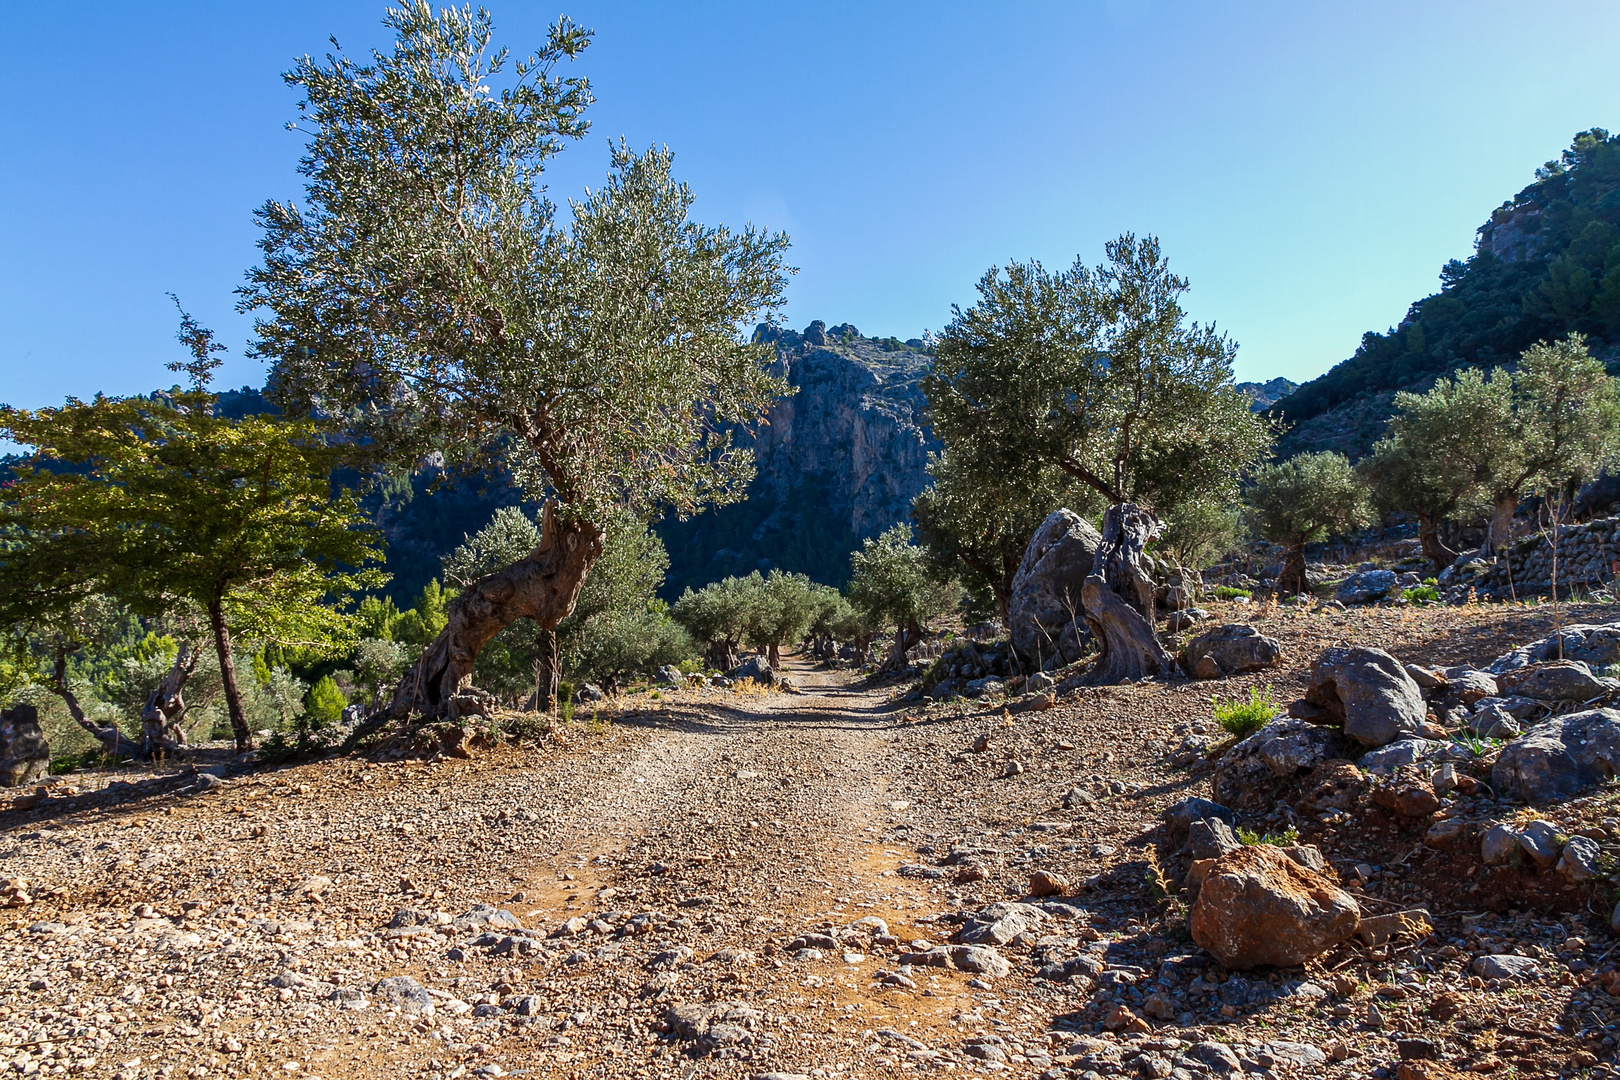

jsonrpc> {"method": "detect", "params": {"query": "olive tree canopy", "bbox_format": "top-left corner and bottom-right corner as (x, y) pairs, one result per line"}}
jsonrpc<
(924, 234), (1270, 512)
(238, 4), (793, 719)
(924, 234), (1269, 683)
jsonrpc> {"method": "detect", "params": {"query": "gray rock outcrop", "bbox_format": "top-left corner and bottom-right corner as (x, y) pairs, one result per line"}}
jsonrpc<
(1182, 624), (1282, 679)
(1492, 707), (1620, 803)
(1490, 620), (1620, 673)
(0, 704), (50, 788)
(1293, 646), (1427, 747)
(1008, 509), (1102, 667)
(1212, 720), (1348, 811)
(1495, 660), (1618, 702)
(1335, 570), (1398, 605)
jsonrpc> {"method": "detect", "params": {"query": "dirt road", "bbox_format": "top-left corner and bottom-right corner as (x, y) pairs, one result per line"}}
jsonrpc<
(5, 603), (1620, 1079)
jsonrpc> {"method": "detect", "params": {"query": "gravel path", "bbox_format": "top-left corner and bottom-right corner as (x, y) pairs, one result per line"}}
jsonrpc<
(4, 605), (1620, 1080)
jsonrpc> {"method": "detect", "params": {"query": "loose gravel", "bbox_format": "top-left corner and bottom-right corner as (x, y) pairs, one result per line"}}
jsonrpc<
(3, 601), (1619, 1079)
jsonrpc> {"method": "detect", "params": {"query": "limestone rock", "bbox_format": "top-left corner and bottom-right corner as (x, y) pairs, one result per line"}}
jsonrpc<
(1162, 797), (1236, 845)
(1189, 845), (1360, 969)
(0, 705), (49, 788)
(1358, 738), (1447, 775)
(1442, 666), (1499, 705)
(1489, 621), (1620, 673)
(1492, 708), (1620, 803)
(1166, 608), (1210, 633)
(1301, 646), (1428, 747)
(1462, 704), (1521, 740)
(1027, 870), (1068, 897)
(1496, 660), (1617, 702)
(1188, 818), (1241, 860)
(1471, 955), (1539, 979)
(953, 902), (1046, 946)
(1008, 509), (1102, 667)
(1181, 624), (1282, 679)
(1557, 835), (1602, 881)
(372, 976), (434, 1014)
(1481, 824), (1520, 865)
(1336, 569), (1398, 605)
(1515, 820), (1563, 866)
(1212, 720), (1347, 811)
(732, 656), (776, 686)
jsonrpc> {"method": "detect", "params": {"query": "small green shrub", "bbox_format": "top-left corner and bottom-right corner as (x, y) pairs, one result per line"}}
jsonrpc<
(1236, 825), (1299, 847)
(1403, 585), (1440, 603)
(304, 675), (348, 726)
(1212, 685), (1279, 738)
(1213, 586), (1252, 601)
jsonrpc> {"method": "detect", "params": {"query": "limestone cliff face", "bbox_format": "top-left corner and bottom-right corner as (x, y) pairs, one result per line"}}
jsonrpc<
(748, 321), (936, 535)
(656, 321), (937, 593)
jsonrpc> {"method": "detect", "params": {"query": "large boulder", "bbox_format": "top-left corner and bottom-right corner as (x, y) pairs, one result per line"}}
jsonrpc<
(1335, 569), (1398, 605)
(0, 705), (50, 788)
(1189, 845), (1361, 969)
(1212, 720), (1348, 811)
(1492, 708), (1620, 804)
(732, 656), (776, 686)
(1489, 621), (1620, 674)
(1182, 624), (1282, 680)
(1008, 509), (1102, 667)
(1495, 660), (1618, 702)
(1294, 647), (1427, 747)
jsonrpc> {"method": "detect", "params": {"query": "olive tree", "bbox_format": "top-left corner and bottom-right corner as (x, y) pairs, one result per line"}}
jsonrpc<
(240, 5), (791, 720)
(746, 570), (820, 667)
(1244, 452), (1369, 596)
(925, 234), (1270, 681)
(671, 575), (761, 672)
(846, 525), (959, 674)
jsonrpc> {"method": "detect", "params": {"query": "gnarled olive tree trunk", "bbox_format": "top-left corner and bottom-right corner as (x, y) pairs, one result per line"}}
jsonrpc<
(1081, 503), (1173, 684)
(141, 641), (200, 757)
(1482, 493), (1520, 555)
(1276, 537), (1309, 597)
(876, 622), (924, 675)
(1417, 512), (1459, 575)
(384, 504), (603, 722)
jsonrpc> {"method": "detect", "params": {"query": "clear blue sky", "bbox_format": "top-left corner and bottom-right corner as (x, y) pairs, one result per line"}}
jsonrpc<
(3, 1), (1618, 407)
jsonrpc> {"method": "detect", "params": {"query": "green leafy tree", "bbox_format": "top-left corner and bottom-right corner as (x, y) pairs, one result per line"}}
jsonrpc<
(925, 234), (1271, 513)
(1358, 425), (1479, 573)
(925, 235), (1270, 681)
(0, 340), (384, 752)
(912, 449), (1088, 626)
(1243, 452), (1370, 595)
(1373, 334), (1620, 557)
(746, 570), (820, 666)
(846, 525), (959, 673)
(1157, 496), (1243, 575)
(239, 5), (791, 720)
(566, 601), (692, 691)
(671, 574), (761, 671)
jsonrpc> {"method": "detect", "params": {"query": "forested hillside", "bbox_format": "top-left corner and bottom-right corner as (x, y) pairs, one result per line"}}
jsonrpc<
(1275, 129), (1620, 456)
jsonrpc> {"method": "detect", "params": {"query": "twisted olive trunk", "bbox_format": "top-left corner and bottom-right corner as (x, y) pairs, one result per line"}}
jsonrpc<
(876, 621), (923, 674)
(141, 640), (200, 757)
(383, 504), (603, 722)
(1483, 493), (1520, 555)
(1082, 503), (1173, 684)
(1276, 537), (1309, 597)
(1417, 513), (1459, 575)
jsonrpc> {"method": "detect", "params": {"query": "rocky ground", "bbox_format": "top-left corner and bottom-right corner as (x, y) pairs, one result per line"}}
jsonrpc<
(3, 600), (1620, 1080)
